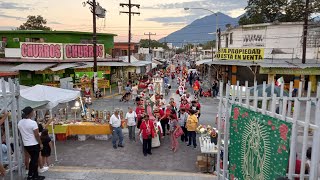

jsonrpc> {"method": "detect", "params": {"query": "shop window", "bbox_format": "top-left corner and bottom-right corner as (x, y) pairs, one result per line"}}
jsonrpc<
(13, 38), (19, 42)
(230, 33), (233, 45)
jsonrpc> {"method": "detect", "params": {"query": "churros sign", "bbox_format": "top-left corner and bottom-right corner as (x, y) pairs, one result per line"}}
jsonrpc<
(216, 48), (264, 61)
(20, 42), (105, 60)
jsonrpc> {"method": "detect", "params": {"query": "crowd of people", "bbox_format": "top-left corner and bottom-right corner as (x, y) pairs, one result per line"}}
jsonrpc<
(108, 62), (204, 156)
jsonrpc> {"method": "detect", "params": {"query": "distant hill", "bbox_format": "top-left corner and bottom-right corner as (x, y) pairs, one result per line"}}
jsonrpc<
(159, 12), (241, 46)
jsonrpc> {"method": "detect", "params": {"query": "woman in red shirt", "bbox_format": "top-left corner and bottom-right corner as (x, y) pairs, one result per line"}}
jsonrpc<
(139, 115), (155, 156)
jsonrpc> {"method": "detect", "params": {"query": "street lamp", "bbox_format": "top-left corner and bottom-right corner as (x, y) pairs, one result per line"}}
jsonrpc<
(184, 7), (219, 53)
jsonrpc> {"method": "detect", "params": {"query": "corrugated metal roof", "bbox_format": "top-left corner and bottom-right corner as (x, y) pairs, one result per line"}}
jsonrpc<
(12, 63), (56, 71)
(50, 63), (84, 71)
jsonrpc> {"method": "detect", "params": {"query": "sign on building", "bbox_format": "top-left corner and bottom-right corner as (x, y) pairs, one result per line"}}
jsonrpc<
(229, 105), (292, 180)
(243, 26), (266, 47)
(20, 42), (63, 59)
(64, 44), (105, 59)
(216, 48), (264, 60)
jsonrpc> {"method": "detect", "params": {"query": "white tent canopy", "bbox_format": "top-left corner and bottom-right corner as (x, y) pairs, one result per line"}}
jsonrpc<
(20, 85), (81, 109)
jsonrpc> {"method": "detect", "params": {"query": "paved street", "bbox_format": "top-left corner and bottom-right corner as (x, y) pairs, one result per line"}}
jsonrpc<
(40, 78), (219, 180)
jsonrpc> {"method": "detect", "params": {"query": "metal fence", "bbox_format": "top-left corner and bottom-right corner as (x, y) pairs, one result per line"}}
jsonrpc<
(216, 81), (320, 180)
(0, 78), (24, 179)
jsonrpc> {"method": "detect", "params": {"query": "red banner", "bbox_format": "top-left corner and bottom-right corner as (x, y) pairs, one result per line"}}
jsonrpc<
(64, 44), (104, 59)
(20, 42), (63, 59)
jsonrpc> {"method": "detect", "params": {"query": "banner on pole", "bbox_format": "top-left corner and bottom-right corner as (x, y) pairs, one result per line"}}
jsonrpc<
(229, 105), (292, 180)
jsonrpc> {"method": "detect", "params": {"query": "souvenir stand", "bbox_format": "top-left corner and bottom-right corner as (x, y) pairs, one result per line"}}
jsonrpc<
(20, 85), (82, 162)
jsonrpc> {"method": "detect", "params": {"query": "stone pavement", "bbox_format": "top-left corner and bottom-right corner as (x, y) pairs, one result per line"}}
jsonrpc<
(42, 166), (216, 180)
(37, 77), (219, 180)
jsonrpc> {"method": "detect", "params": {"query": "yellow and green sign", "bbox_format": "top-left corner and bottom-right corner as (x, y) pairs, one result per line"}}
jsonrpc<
(216, 48), (264, 60)
(260, 67), (320, 75)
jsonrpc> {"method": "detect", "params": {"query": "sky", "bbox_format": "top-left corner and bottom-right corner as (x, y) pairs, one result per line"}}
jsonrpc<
(0, 0), (246, 42)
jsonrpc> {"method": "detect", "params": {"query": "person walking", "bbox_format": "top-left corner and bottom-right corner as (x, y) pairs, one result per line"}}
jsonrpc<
(18, 107), (45, 180)
(117, 80), (123, 95)
(139, 115), (155, 156)
(186, 109), (198, 149)
(110, 109), (124, 149)
(125, 107), (137, 141)
(131, 83), (138, 102)
(179, 108), (189, 143)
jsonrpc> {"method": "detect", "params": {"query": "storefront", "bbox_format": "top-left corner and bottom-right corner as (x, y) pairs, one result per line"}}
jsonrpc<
(260, 67), (320, 92)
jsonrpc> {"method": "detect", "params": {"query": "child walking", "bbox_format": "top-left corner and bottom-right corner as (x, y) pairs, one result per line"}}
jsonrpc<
(40, 129), (52, 167)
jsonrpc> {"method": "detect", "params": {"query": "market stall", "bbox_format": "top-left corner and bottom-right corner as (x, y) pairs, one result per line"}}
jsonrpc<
(20, 85), (82, 161)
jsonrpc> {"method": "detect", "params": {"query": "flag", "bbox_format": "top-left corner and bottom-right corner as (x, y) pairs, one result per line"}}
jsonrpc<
(276, 77), (284, 86)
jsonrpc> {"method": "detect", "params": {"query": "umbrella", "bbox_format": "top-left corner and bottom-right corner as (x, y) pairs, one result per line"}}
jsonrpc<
(249, 84), (289, 97)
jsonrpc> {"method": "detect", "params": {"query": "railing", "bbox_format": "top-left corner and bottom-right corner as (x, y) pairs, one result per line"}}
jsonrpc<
(0, 78), (24, 179)
(216, 81), (320, 180)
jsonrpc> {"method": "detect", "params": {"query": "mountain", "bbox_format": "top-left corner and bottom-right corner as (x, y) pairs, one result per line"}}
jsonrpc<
(159, 12), (241, 46)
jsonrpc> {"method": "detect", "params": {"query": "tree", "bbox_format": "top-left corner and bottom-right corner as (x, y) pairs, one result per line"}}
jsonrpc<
(139, 39), (169, 50)
(17, 15), (52, 30)
(239, 0), (320, 25)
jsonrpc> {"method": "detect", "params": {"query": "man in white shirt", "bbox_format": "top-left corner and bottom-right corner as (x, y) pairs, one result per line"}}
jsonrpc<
(18, 107), (45, 180)
(125, 107), (137, 141)
(179, 108), (189, 143)
(110, 108), (124, 149)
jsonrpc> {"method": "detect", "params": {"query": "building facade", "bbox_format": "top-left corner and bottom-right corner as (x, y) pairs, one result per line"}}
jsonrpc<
(205, 22), (320, 91)
(0, 30), (150, 91)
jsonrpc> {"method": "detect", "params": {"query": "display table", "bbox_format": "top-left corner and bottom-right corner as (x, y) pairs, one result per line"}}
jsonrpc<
(199, 137), (218, 173)
(48, 122), (111, 137)
(67, 122), (111, 136)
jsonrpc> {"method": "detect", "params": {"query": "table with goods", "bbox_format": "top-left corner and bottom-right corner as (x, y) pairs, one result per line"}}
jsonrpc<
(196, 125), (220, 173)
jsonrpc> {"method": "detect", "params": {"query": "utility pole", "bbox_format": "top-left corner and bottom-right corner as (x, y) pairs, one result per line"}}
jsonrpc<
(83, 0), (106, 93)
(302, 0), (310, 64)
(144, 32), (156, 55)
(120, 0), (140, 63)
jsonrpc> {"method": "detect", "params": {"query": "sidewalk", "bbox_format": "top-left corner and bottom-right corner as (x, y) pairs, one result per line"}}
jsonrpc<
(41, 166), (216, 180)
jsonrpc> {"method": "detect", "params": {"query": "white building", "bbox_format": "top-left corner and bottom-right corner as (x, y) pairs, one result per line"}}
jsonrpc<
(220, 22), (320, 60)
(203, 22), (320, 89)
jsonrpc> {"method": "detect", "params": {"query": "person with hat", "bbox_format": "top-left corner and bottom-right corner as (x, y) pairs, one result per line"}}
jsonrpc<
(18, 107), (45, 180)
(186, 109), (198, 149)
(109, 108), (124, 149)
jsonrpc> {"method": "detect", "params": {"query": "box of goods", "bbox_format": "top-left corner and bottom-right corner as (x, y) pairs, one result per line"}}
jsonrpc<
(95, 135), (109, 141)
(78, 135), (87, 141)
(56, 134), (67, 141)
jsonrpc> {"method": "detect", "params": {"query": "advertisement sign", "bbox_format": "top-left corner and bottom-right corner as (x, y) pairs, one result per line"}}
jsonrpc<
(243, 26), (266, 47)
(260, 67), (320, 75)
(216, 48), (264, 61)
(20, 42), (63, 59)
(64, 44), (104, 59)
(229, 105), (292, 180)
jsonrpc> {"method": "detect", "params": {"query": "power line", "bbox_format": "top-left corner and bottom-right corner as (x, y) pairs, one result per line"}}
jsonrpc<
(144, 32), (156, 54)
(120, 0), (140, 63)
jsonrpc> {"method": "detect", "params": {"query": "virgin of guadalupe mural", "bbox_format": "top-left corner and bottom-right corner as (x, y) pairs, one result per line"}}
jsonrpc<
(243, 120), (266, 180)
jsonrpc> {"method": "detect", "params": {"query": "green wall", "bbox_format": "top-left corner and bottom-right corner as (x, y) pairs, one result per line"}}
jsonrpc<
(0, 31), (115, 53)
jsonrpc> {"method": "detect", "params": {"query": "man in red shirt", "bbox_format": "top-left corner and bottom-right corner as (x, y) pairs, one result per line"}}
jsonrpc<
(135, 104), (145, 129)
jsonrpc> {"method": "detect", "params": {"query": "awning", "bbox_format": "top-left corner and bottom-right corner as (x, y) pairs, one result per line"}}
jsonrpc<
(205, 60), (258, 66)
(152, 63), (158, 69)
(196, 59), (213, 66)
(50, 63), (85, 71)
(152, 60), (163, 65)
(12, 63), (57, 71)
(0, 64), (18, 76)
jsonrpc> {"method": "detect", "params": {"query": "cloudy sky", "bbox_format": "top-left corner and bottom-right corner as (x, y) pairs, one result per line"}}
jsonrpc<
(0, 0), (246, 42)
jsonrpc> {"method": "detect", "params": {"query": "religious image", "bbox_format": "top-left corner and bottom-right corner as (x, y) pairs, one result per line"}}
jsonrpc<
(229, 105), (292, 180)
